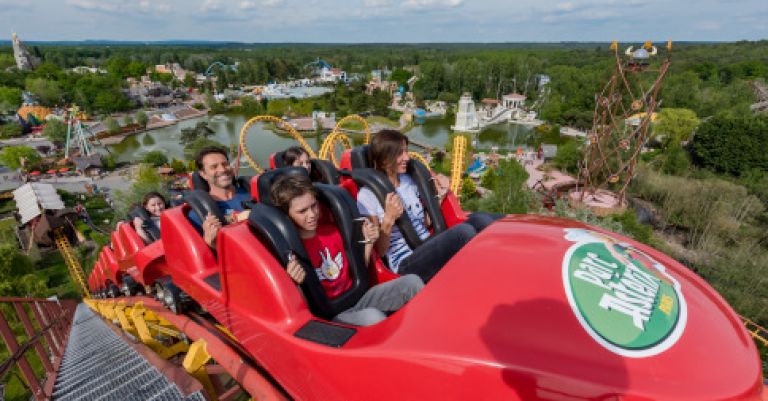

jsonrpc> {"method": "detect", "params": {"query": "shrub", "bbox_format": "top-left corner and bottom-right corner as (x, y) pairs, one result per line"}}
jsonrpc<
(552, 140), (582, 174)
(691, 114), (768, 175)
(476, 159), (531, 214)
(660, 144), (691, 176)
(142, 150), (168, 167)
(460, 178), (477, 200)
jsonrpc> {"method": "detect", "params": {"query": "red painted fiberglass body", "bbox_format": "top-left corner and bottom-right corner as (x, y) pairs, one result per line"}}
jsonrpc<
(147, 195), (763, 401)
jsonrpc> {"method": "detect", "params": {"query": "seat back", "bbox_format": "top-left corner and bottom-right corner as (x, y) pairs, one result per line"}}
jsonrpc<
(256, 167), (309, 205)
(407, 159), (447, 233)
(271, 151), (287, 168)
(184, 190), (226, 230)
(127, 206), (161, 242)
(247, 183), (368, 320)
(350, 145), (371, 170)
(310, 159), (340, 185)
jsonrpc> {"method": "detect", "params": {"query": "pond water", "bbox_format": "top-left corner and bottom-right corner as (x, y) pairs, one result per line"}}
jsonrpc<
(106, 114), (534, 173)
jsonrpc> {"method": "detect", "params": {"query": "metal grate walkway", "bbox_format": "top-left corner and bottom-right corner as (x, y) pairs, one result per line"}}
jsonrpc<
(52, 304), (207, 401)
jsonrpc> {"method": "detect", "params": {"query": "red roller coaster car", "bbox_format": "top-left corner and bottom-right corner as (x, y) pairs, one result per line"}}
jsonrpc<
(87, 146), (764, 401)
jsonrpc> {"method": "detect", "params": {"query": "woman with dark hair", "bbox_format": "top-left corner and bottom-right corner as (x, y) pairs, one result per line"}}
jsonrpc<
(357, 130), (498, 283)
(283, 146), (312, 173)
(133, 191), (167, 243)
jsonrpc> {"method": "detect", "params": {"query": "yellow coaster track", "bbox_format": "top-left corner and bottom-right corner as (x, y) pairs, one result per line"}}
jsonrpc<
(318, 115), (371, 167)
(741, 316), (768, 347)
(239, 115), (316, 173)
(450, 135), (467, 195)
(53, 229), (90, 298)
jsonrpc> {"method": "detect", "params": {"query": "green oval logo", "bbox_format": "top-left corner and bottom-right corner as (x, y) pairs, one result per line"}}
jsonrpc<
(562, 229), (687, 357)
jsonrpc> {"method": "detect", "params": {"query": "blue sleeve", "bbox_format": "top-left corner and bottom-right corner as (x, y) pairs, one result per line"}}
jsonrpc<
(188, 209), (203, 233)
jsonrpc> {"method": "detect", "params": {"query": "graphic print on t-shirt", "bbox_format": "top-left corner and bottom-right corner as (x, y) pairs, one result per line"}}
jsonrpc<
(356, 174), (431, 273)
(316, 248), (344, 281)
(302, 225), (352, 299)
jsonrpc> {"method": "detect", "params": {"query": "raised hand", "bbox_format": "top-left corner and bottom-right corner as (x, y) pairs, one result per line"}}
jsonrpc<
(433, 173), (450, 197)
(202, 213), (222, 248)
(362, 218), (380, 243)
(285, 252), (306, 285)
(384, 192), (404, 222)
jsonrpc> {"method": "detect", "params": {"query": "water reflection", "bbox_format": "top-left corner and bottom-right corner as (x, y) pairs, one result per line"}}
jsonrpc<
(107, 115), (535, 167)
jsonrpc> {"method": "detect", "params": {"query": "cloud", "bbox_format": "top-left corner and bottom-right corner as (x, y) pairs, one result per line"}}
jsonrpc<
(67, 0), (170, 15)
(401, 0), (463, 8)
(364, 0), (392, 6)
(240, 0), (256, 9)
(200, 0), (223, 12)
(68, 0), (119, 12)
(262, 0), (284, 5)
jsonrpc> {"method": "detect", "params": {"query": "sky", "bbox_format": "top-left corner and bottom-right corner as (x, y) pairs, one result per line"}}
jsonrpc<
(2, 0), (766, 43)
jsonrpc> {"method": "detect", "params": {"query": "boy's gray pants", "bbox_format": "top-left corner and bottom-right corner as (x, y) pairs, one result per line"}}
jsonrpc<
(333, 274), (424, 326)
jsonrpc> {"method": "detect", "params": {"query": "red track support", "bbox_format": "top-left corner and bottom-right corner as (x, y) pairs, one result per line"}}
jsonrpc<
(0, 297), (76, 401)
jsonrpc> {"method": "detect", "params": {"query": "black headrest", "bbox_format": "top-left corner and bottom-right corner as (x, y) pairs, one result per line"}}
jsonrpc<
(191, 171), (209, 192)
(350, 145), (371, 169)
(248, 184), (368, 320)
(127, 206), (161, 242)
(407, 159), (446, 234)
(310, 159), (340, 185)
(348, 168), (425, 250)
(191, 171), (251, 193)
(257, 167), (309, 206)
(127, 205), (151, 221)
(273, 151), (287, 168)
(184, 190), (225, 231)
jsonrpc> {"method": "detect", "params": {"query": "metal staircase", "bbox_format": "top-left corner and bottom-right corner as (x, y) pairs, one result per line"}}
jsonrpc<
(51, 304), (206, 401)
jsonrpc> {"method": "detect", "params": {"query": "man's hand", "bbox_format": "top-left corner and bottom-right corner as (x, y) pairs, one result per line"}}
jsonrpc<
(383, 192), (404, 223)
(234, 210), (250, 222)
(202, 213), (222, 248)
(286, 253), (306, 285)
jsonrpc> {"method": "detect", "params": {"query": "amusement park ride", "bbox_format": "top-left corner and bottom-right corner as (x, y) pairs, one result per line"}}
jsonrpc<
(3, 43), (767, 401)
(577, 40), (672, 209)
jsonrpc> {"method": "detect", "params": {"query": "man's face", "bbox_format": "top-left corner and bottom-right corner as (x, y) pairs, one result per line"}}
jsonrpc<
(287, 192), (319, 233)
(200, 153), (233, 190)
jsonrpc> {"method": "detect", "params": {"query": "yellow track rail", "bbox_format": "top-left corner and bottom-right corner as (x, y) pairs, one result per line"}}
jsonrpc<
(239, 115), (316, 173)
(54, 229), (90, 298)
(337, 114), (372, 145)
(318, 132), (353, 167)
(450, 135), (467, 195)
(742, 316), (768, 347)
(319, 114), (371, 167)
(408, 152), (429, 169)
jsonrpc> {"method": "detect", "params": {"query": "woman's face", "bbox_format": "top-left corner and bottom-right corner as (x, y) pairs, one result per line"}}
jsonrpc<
(292, 153), (312, 173)
(145, 197), (165, 217)
(393, 140), (410, 175)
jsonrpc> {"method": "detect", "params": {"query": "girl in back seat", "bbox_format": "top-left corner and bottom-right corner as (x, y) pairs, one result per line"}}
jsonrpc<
(133, 192), (167, 243)
(283, 146), (312, 173)
(357, 130), (499, 283)
(272, 174), (423, 326)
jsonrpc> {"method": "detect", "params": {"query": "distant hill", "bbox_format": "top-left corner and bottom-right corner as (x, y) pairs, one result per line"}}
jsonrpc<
(0, 40), (724, 48)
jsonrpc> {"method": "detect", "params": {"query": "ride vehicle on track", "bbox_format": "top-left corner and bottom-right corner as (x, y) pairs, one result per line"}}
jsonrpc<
(87, 143), (765, 401)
